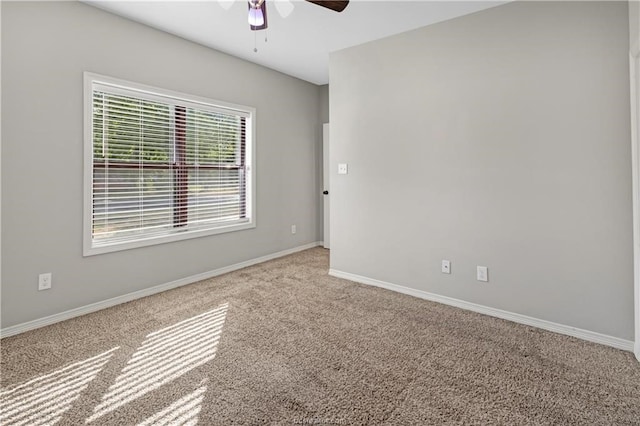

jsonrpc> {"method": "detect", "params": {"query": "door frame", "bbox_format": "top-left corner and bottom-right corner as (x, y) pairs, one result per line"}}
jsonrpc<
(630, 53), (640, 361)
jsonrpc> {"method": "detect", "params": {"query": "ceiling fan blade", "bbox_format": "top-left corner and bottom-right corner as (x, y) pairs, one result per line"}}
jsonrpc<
(273, 0), (294, 18)
(305, 0), (349, 13)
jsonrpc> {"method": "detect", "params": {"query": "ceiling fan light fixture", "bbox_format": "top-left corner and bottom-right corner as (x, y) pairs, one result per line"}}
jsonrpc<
(248, 7), (264, 26)
(248, 0), (267, 30)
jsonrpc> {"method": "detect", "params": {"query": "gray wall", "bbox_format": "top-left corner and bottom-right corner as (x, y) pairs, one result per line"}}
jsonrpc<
(330, 1), (634, 339)
(631, 0), (640, 56)
(1, 1), (321, 327)
(319, 84), (329, 124)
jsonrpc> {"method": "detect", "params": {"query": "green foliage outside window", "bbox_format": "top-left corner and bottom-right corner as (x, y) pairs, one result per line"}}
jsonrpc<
(92, 92), (241, 165)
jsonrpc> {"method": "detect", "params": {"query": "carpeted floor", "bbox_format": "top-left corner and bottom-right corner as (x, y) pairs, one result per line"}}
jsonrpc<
(1, 247), (639, 425)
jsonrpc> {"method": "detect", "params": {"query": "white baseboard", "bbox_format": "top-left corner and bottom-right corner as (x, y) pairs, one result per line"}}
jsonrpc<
(0, 242), (323, 338)
(636, 342), (640, 361)
(329, 269), (635, 353)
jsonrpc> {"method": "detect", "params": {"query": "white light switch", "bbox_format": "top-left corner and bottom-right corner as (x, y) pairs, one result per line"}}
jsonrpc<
(441, 260), (451, 274)
(338, 163), (348, 175)
(477, 266), (488, 282)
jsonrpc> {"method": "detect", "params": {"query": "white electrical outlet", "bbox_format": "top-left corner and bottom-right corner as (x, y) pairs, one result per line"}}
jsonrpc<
(338, 163), (348, 175)
(477, 266), (488, 282)
(38, 273), (52, 291)
(441, 260), (451, 274)
(291, 225), (297, 234)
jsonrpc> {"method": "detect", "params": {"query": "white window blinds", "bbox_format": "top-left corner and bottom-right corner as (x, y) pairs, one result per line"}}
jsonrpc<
(86, 75), (254, 254)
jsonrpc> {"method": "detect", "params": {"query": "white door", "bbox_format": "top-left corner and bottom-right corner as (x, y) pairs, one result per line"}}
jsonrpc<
(323, 123), (330, 249)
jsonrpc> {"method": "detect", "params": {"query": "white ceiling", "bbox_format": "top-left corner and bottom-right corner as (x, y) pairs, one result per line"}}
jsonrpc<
(85, 0), (505, 85)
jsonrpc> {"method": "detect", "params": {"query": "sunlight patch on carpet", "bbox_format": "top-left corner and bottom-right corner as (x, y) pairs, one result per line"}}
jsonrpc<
(86, 303), (228, 422)
(0, 347), (118, 426)
(136, 381), (208, 426)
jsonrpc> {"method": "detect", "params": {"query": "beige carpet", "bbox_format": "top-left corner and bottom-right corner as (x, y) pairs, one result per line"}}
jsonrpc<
(1, 248), (639, 425)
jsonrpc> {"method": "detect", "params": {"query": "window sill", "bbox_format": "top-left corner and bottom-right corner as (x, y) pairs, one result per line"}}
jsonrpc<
(83, 221), (255, 257)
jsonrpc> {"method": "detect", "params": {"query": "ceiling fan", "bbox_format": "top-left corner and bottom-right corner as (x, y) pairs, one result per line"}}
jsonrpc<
(221, 0), (349, 31)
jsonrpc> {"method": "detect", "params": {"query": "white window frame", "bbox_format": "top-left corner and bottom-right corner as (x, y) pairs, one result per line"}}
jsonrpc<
(83, 72), (256, 256)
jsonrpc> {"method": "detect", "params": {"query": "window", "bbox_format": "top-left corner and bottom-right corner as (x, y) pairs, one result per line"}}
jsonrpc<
(84, 73), (255, 255)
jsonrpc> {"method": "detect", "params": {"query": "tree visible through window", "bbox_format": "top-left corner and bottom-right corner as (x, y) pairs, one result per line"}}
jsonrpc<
(85, 74), (254, 255)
